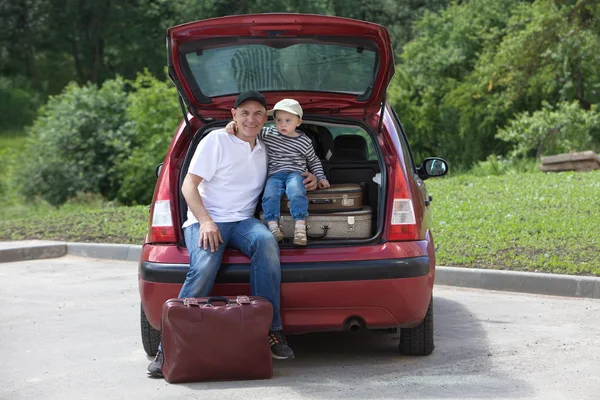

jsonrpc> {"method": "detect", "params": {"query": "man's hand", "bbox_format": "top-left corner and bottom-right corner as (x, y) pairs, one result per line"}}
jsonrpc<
(199, 219), (224, 252)
(225, 121), (237, 135)
(318, 179), (331, 189)
(301, 171), (318, 191)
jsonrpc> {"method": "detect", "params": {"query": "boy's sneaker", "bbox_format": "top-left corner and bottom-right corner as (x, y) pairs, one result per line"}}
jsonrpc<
(147, 350), (164, 377)
(268, 224), (284, 242)
(293, 224), (307, 246)
(269, 330), (295, 360)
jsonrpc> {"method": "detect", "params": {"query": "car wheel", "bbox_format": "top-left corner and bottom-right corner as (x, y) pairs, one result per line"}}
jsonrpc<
(399, 296), (434, 356)
(141, 304), (161, 356)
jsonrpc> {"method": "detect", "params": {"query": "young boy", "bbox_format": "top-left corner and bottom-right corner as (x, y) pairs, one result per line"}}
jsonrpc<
(226, 98), (330, 245)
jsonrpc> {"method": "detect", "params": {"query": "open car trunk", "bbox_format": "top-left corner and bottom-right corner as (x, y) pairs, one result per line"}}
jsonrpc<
(177, 116), (386, 247)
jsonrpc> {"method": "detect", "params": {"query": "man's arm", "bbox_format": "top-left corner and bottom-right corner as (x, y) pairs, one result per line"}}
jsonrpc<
(301, 171), (318, 191)
(181, 173), (223, 252)
(225, 121), (269, 138)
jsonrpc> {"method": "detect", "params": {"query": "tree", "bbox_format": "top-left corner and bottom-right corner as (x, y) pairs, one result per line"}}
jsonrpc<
(389, 0), (600, 169)
(390, 0), (519, 167)
(0, 0), (175, 94)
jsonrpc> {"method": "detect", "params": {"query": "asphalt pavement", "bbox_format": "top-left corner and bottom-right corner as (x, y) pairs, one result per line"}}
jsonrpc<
(1, 256), (599, 400)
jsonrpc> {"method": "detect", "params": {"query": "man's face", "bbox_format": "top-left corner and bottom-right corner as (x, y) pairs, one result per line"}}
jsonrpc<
(231, 101), (268, 142)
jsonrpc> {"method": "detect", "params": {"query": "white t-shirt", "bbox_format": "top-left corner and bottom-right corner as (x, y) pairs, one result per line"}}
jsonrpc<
(182, 129), (268, 226)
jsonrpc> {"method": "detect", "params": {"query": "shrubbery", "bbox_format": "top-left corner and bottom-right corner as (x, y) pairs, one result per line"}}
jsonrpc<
(17, 79), (132, 205)
(17, 72), (180, 206)
(115, 70), (180, 205)
(497, 102), (600, 158)
(0, 76), (42, 132)
(468, 154), (538, 177)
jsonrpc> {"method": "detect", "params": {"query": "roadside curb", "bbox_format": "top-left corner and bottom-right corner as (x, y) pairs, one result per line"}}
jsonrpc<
(0, 240), (67, 263)
(435, 266), (600, 300)
(1, 240), (599, 299)
(66, 242), (142, 262)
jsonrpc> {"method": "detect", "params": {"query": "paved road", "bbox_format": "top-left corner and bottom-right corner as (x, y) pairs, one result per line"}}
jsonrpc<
(1, 256), (599, 400)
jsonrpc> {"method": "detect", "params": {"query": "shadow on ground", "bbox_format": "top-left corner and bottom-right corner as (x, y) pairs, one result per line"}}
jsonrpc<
(173, 295), (533, 398)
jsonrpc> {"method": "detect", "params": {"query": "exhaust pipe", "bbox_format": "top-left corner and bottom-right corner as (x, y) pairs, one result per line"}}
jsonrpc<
(344, 317), (365, 332)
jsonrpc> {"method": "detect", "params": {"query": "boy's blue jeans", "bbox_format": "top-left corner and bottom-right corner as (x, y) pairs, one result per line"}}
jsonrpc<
(262, 171), (308, 222)
(180, 218), (283, 331)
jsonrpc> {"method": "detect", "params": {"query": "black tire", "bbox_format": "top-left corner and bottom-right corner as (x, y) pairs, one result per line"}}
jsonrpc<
(399, 297), (434, 356)
(141, 304), (161, 356)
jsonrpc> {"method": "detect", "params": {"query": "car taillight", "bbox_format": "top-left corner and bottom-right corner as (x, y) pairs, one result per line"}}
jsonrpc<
(149, 200), (177, 243)
(388, 162), (418, 241)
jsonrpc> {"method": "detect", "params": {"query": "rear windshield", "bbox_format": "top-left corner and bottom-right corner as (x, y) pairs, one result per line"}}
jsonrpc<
(181, 41), (378, 99)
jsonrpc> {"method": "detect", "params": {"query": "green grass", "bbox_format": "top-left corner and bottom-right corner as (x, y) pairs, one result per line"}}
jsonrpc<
(0, 166), (599, 276)
(0, 203), (148, 245)
(427, 170), (600, 276)
(0, 132), (27, 206)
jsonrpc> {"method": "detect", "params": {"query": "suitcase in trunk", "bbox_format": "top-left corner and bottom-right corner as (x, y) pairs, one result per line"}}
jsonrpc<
(278, 206), (372, 240)
(161, 296), (273, 383)
(281, 183), (363, 213)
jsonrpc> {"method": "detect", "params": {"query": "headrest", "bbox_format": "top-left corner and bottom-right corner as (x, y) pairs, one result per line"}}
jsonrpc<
(301, 125), (334, 160)
(331, 135), (368, 161)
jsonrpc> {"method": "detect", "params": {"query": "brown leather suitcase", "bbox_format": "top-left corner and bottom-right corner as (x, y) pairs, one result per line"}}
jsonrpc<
(161, 296), (273, 383)
(278, 206), (372, 240)
(281, 183), (363, 213)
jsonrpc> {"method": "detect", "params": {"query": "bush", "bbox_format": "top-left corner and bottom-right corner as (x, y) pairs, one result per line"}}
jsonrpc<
(17, 78), (135, 206)
(0, 76), (43, 132)
(468, 154), (538, 177)
(497, 102), (600, 158)
(115, 70), (180, 205)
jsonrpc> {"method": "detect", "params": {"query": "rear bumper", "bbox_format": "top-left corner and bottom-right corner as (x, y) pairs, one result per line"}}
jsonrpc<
(139, 255), (434, 333)
(140, 257), (430, 283)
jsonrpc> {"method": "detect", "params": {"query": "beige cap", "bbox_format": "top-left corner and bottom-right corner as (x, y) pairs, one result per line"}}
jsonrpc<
(268, 98), (303, 118)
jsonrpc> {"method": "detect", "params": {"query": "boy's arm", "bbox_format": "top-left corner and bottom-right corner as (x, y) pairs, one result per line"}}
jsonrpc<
(305, 139), (327, 181)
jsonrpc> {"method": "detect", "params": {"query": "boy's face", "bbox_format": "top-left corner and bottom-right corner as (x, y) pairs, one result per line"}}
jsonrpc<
(274, 110), (302, 135)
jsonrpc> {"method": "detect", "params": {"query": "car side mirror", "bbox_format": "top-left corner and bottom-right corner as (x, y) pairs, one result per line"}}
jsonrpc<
(417, 158), (448, 180)
(156, 163), (163, 178)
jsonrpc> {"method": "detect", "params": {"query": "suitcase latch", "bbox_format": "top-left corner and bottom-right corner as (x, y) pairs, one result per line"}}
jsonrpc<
(183, 298), (199, 307)
(347, 216), (355, 232)
(341, 196), (354, 207)
(236, 296), (252, 305)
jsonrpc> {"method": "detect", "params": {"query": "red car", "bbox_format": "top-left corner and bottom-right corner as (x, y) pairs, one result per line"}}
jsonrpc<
(139, 13), (448, 357)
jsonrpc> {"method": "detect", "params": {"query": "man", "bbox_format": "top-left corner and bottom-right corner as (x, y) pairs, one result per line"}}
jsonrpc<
(147, 90), (317, 377)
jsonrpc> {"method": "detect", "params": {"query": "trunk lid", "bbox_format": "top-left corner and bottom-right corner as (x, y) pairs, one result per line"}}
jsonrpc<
(167, 14), (394, 118)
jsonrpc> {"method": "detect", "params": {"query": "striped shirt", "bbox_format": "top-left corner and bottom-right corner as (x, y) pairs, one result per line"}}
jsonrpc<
(259, 126), (326, 180)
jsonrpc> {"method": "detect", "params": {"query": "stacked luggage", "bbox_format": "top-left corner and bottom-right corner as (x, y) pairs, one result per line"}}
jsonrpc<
(276, 183), (372, 241)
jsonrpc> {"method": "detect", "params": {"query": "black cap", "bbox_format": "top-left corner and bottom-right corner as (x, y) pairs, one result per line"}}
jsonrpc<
(234, 90), (267, 109)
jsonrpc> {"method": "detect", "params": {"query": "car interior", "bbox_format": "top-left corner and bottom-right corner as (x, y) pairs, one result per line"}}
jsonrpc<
(176, 119), (383, 247)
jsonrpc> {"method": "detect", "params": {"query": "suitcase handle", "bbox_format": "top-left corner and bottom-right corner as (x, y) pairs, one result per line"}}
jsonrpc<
(205, 296), (231, 306)
(183, 297), (232, 307)
(309, 198), (334, 204)
(306, 225), (329, 239)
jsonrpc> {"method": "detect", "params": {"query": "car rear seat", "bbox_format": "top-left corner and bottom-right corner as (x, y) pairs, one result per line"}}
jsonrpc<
(301, 124), (334, 161)
(330, 135), (369, 161)
(321, 134), (380, 221)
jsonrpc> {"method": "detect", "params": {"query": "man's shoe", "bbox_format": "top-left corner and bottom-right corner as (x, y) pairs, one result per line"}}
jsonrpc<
(269, 330), (295, 360)
(147, 350), (164, 377)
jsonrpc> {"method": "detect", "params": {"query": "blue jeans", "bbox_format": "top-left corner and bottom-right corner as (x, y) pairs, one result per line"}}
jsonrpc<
(180, 218), (283, 331)
(262, 171), (308, 222)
